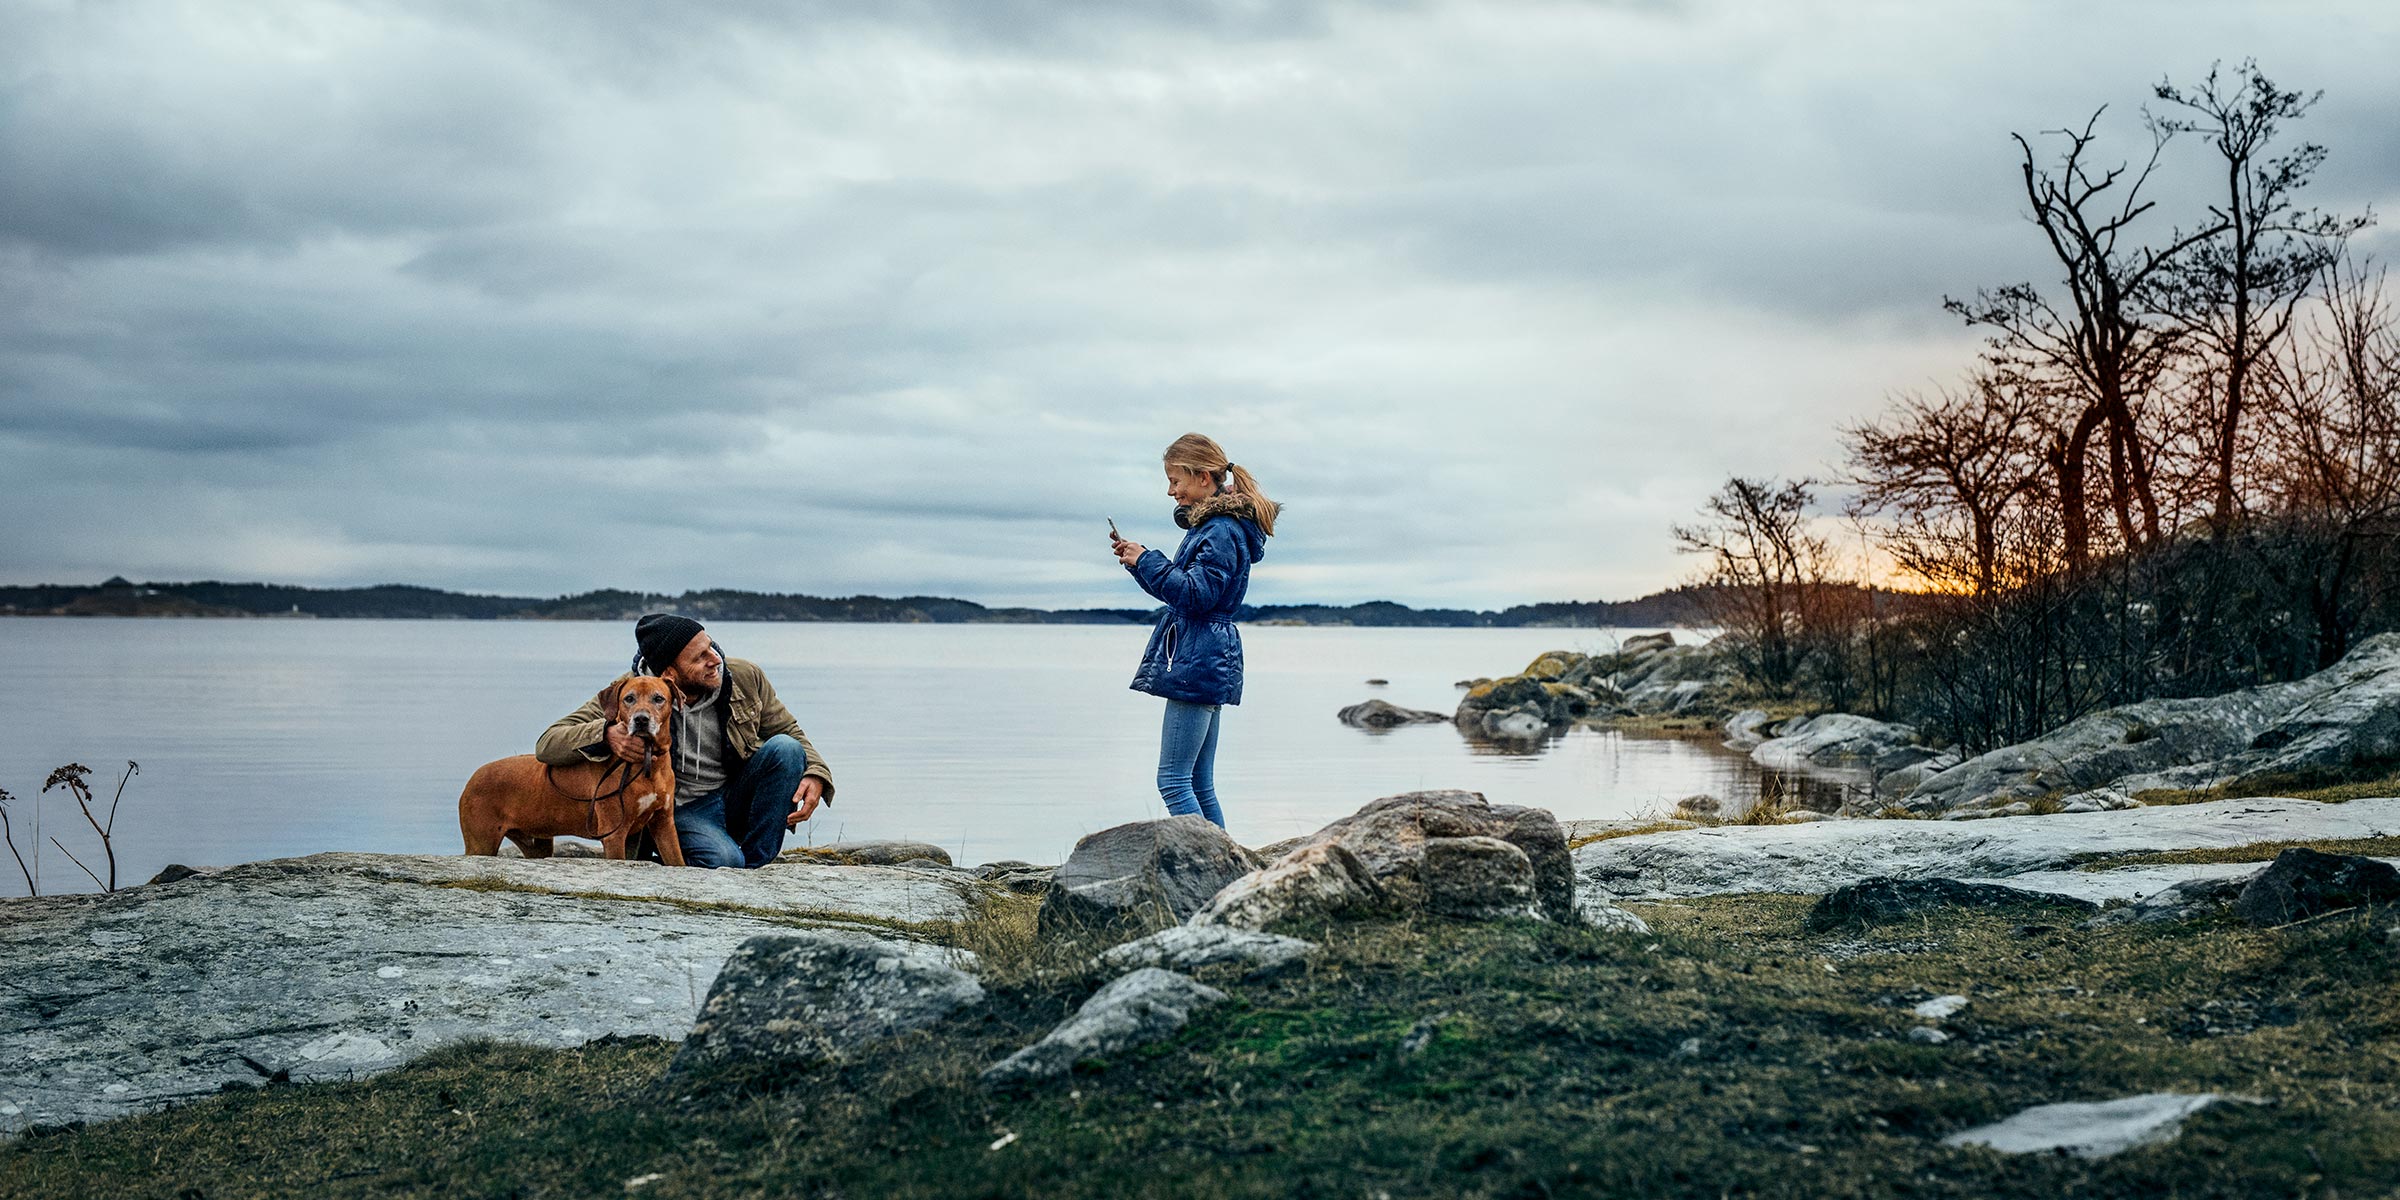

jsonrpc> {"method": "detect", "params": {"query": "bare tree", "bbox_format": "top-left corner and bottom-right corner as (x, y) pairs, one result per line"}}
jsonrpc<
(1673, 477), (1832, 692)
(2153, 60), (2372, 528)
(1842, 373), (2051, 596)
(1947, 110), (2223, 566)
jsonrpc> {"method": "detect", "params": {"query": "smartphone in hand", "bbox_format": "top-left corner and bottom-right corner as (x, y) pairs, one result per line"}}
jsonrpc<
(1108, 517), (1122, 542)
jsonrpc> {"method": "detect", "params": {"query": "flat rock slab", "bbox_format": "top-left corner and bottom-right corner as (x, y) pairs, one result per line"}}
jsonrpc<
(1575, 796), (2400, 900)
(1943, 1093), (2249, 1158)
(0, 853), (959, 1137)
(320, 852), (988, 925)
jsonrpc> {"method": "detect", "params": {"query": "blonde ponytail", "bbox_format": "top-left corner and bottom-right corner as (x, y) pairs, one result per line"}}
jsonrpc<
(1163, 432), (1277, 536)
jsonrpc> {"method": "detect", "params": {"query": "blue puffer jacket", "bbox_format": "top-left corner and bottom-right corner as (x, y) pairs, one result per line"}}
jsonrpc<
(1126, 492), (1268, 706)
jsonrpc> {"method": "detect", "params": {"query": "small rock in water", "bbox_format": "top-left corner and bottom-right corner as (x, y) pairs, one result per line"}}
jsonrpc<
(1364, 678), (1389, 686)
(1943, 1093), (2248, 1159)
(1913, 994), (1969, 1020)
(1906, 1026), (1950, 1045)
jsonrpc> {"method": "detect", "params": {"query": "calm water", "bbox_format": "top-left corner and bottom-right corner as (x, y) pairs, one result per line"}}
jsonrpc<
(0, 619), (1804, 896)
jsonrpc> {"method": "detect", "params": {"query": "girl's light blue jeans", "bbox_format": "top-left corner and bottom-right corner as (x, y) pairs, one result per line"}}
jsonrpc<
(1157, 699), (1225, 828)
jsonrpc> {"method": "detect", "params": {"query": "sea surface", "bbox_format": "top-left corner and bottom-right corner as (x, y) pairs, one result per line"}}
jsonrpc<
(0, 619), (1825, 897)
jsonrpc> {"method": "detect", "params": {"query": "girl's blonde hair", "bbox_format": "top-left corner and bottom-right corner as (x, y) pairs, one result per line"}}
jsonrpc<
(1163, 432), (1276, 536)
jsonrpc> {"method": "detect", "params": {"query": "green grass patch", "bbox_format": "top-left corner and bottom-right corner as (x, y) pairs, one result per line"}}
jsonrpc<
(2137, 764), (2400, 807)
(7, 897), (2398, 1198)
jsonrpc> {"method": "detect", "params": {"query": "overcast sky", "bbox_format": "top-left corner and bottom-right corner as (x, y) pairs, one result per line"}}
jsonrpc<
(3, 0), (2394, 609)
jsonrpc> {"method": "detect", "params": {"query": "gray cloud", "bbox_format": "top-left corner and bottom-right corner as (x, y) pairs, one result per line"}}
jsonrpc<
(2, 0), (2395, 608)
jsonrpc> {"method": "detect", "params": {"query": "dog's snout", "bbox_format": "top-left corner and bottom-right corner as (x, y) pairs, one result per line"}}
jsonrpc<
(628, 714), (655, 736)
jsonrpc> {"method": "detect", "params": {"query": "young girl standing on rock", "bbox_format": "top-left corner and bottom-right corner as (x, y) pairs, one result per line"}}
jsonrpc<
(1110, 433), (1278, 830)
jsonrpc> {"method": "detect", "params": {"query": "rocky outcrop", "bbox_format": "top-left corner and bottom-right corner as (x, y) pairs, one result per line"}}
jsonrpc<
(1037, 817), (1261, 936)
(1194, 791), (1573, 930)
(982, 968), (1225, 1085)
(1337, 699), (1450, 729)
(1752, 713), (1933, 776)
(2231, 848), (2400, 927)
(1803, 877), (2096, 932)
(2085, 874), (2253, 927)
(1096, 925), (1317, 975)
(666, 932), (984, 1082)
(1575, 795), (2400, 902)
(1454, 673), (1608, 740)
(0, 852), (977, 1136)
(1898, 632), (2400, 816)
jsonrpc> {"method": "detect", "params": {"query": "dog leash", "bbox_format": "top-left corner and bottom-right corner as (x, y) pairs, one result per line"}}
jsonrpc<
(541, 742), (658, 842)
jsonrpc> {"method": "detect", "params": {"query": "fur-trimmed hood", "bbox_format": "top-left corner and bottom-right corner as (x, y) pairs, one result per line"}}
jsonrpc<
(1175, 491), (1273, 530)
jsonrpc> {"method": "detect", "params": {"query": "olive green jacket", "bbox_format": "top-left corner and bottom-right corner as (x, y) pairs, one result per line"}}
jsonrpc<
(533, 658), (835, 799)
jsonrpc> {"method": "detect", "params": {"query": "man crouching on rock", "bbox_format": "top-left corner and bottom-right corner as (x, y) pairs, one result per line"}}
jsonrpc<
(536, 614), (834, 868)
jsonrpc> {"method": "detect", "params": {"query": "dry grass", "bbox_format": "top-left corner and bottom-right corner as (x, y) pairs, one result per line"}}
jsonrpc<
(2075, 835), (2400, 871)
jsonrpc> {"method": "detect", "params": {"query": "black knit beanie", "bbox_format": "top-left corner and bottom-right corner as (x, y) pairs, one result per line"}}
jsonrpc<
(633, 614), (705, 675)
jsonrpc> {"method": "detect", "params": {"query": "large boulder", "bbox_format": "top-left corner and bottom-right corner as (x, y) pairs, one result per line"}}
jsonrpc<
(666, 932), (984, 1082)
(1189, 842), (1385, 930)
(1337, 699), (1451, 729)
(1899, 633), (2400, 816)
(1037, 817), (1262, 935)
(1194, 790), (1573, 929)
(1610, 643), (1742, 716)
(2231, 847), (2400, 927)
(1722, 710), (1779, 750)
(982, 968), (1226, 1085)
(0, 852), (971, 1136)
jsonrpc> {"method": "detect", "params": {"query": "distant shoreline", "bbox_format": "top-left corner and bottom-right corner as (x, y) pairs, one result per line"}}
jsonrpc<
(1, 578), (1716, 629)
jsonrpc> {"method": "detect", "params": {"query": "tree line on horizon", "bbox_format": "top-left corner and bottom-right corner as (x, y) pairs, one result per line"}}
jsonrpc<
(1677, 60), (2400, 752)
(0, 577), (1736, 629)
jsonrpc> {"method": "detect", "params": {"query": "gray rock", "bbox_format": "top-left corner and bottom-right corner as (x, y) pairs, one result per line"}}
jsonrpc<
(0, 852), (956, 1137)
(2084, 873), (2256, 928)
(1337, 699), (1451, 729)
(1421, 835), (1545, 921)
(975, 860), (1038, 878)
(1943, 1093), (2250, 1158)
(1672, 794), (1723, 819)
(666, 932), (983, 1081)
(1907, 1026), (1951, 1045)
(781, 840), (955, 868)
(1803, 877), (2097, 932)
(1190, 841), (1385, 930)
(1753, 713), (1928, 774)
(1913, 994), (1969, 1020)
(1196, 791), (1574, 929)
(1572, 891), (1653, 933)
(982, 968), (1226, 1084)
(1097, 925), (1317, 975)
(1454, 675), (1605, 739)
(2232, 847), (2400, 927)
(1574, 795), (2400, 901)
(1621, 632), (1676, 656)
(1037, 817), (1261, 936)
(1902, 633), (2400, 815)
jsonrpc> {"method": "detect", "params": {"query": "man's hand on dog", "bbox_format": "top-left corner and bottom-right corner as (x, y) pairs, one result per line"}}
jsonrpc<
(787, 776), (825, 828)
(605, 726), (650, 764)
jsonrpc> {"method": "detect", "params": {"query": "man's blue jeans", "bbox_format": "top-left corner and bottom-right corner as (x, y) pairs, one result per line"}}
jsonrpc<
(1157, 699), (1225, 828)
(675, 734), (811, 868)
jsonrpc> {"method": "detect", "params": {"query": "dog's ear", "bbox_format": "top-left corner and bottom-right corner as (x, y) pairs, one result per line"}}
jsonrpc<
(599, 681), (624, 725)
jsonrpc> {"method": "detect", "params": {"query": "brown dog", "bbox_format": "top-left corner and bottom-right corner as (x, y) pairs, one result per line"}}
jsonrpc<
(457, 675), (685, 865)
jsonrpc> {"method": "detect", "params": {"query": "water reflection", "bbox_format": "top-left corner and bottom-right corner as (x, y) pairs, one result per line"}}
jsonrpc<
(1449, 722), (1878, 819)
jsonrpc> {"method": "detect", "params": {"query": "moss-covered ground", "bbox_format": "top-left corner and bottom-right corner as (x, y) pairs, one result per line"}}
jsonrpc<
(6, 892), (2398, 1199)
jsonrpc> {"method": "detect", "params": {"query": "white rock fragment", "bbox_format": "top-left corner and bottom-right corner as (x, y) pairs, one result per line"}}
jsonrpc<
(1907, 1027), (1950, 1045)
(1913, 994), (1969, 1020)
(1944, 1093), (2247, 1159)
(376, 966), (405, 979)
